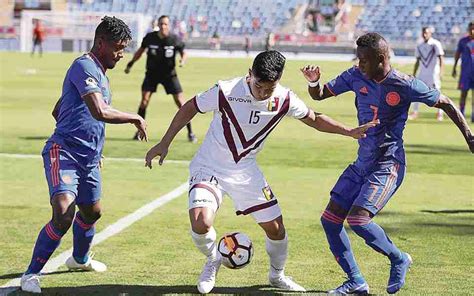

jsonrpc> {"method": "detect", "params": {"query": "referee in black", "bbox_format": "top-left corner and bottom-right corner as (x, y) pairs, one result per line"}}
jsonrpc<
(125, 15), (196, 142)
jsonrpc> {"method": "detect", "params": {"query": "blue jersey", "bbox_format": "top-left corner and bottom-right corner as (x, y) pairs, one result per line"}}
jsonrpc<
(45, 53), (111, 167)
(456, 36), (474, 76)
(326, 66), (440, 171)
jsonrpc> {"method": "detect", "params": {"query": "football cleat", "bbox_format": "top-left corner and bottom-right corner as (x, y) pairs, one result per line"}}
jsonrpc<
(65, 253), (107, 272)
(21, 273), (41, 294)
(188, 133), (198, 144)
(387, 252), (412, 294)
(197, 255), (221, 294)
(269, 275), (306, 292)
(328, 279), (369, 294)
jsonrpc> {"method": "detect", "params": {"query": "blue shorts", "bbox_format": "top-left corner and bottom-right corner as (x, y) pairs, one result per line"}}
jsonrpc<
(459, 71), (474, 91)
(42, 142), (101, 205)
(330, 161), (405, 215)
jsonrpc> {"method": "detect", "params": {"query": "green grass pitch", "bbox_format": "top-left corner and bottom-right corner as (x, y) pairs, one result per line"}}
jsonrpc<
(0, 52), (472, 295)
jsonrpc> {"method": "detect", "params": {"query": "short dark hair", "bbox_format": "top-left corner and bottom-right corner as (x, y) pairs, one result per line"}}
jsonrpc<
(356, 32), (389, 55)
(95, 16), (132, 43)
(251, 50), (286, 82)
(469, 21), (474, 27)
(422, 26), (431, 32)
(158, 15), (169, 22)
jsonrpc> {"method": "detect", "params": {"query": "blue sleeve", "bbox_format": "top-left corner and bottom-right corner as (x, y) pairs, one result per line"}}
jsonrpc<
(325, 67), (355, 96)
(456, 38), (463, 54)
(69, 60), (101, 97)
(409, 77), (440, 107)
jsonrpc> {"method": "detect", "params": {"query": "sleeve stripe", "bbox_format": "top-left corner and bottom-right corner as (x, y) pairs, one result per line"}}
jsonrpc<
(80, 90), (101, 98)
(192, 96), (204, 113)
(301, 108), (311, 119)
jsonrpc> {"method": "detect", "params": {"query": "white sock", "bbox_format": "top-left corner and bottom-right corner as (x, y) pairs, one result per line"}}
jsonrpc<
(191, 227), (218, 261)
(266, 233), (288, 278)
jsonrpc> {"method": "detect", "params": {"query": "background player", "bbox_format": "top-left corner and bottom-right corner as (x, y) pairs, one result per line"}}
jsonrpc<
(409, 27), (444, 121)
(144, 50), (377, 294)
(452, 21), (474, 122)
(301, 32), (473, 294)
(20, 16), (148, 294)
(31, 19), (45, 57)
(124, 15), (196, 142)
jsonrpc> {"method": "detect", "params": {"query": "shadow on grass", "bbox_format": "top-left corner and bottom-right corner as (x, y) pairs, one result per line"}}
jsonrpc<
(421, 209), (474, 214)
(404, 143), (468, 155)
(3, 284), (327, 295)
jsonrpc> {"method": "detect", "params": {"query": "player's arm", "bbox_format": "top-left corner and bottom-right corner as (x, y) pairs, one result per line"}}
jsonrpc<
(300, 65), (334, 101)
(433, 94), (474, 152)
(413, 58), (420, 76)
(300, 109), (379, 139)
(124, 47), (146, 74)
(178, 49), (187, 67)
(145, 99), (198, 168)
(83, 92), (147, 141)
(438, 55), (444, 77)
(452, 50), (460, 78)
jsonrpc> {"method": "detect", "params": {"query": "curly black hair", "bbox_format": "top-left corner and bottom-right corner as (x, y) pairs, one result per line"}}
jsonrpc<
(95, 16), (132, 42)
(251, 50), (286, 82)
(356, 32), (389, 55)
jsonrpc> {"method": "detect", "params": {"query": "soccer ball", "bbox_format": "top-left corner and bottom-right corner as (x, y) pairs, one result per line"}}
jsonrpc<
(218, 232), (253, 269)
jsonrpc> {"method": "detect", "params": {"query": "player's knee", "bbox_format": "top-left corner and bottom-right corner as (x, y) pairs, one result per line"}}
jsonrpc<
(347, 215), (372, 231)
(320, 209), (345, 229)
(52, 211), (74, 233)
(82, 209), (102, 223)
(191, 218), (213, 234)
(262, 218), (285, 240)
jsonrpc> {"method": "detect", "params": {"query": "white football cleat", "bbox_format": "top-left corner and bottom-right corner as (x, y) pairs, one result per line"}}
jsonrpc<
(197, 255), (221, 294)
(269, 275), (306, 292)
(65, 253), (107, 272)
(21, 273), (41, 294)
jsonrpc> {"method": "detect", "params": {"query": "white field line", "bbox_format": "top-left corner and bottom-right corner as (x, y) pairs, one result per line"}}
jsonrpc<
(0, 153), (189, 165)
(0, 182), (189, 291)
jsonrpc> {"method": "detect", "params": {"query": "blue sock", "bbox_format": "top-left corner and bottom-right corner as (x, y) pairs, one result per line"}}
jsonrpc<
(72, 212), (96, 264)
(321, 211), (364, 282)
(26, 221), (65, 274)
(348, 215), (403, 263)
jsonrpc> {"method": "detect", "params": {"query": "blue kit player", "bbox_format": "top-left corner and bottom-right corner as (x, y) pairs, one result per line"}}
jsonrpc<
(452, 21), (474, 122)
(301, 32), (474, 294)
(21, 16), (148, 294)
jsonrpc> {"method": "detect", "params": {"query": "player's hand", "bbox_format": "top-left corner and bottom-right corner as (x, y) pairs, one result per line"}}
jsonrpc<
(300, 65), (321, 83)
(348, 120), (380, 139)
(99, 155), (105, 170)
(124, 66), (131, 74)
(145, 142), (168, 168)
(134, 117), (148, 142)
(451, 68), (457, 78)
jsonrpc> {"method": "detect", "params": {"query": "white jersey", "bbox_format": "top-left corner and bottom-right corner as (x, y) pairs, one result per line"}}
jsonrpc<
(190, 76), (310, 175)
(415, 38), (444, 89)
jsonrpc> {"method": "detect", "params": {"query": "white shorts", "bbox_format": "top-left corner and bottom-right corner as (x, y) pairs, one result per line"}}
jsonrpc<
(188, 165), (282, 223)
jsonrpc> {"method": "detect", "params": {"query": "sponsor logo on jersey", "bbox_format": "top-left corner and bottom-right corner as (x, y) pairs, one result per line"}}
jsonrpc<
(386, 91), (400, 106)
(228, 96), (251, 103)
(359, 86), (368, 95)
(85, 77), (98, 87)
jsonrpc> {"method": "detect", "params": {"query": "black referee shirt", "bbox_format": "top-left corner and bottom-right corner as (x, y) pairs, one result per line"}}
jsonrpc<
(140, 32), (185, 76)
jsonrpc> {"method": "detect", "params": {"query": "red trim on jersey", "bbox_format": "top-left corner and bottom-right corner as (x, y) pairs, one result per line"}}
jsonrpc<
(190, 183), (220, 209)
(236, 199), (278, 216)
(325, 84), (336, 96)
(191, 96), (203, 113)
(88, 52), (106, 74)
(50, 143), (60, 187)
(218, 88), (289, 163)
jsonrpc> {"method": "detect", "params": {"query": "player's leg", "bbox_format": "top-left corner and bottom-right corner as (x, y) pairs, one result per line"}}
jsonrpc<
(165, 75), (197, 143)
(257, 215), (305, 291)
(22, 144), (78, 293)
(471, 89), (473, 122)
(66, 166), (106, 272)
(134, 76), (155, 139)
(321, 165), (369, 294)
(188, 170), (223, 293)
(459, 90), (468, 117)
(347, 161), (411, 294)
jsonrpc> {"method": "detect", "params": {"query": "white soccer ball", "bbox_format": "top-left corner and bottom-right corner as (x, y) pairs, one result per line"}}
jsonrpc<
(218, 232), (253, 269)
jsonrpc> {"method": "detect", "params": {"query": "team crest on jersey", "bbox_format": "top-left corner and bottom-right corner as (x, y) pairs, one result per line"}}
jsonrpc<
(359, 86), (368, 95)
(386, 92), (400, 106)
(267, 97), (280, 111)
(85, 77), (98, 87)
(61, 174), (73, 184)
(262, 185), (275, 201)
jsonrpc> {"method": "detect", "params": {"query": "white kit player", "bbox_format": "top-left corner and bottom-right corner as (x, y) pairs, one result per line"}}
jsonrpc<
(144, 51), (377, 294)
(410, 27), (445, 120)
